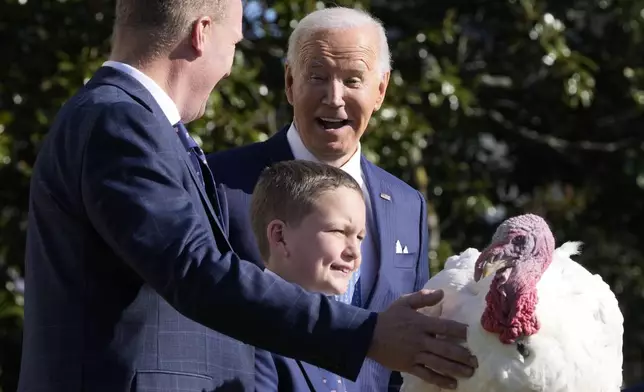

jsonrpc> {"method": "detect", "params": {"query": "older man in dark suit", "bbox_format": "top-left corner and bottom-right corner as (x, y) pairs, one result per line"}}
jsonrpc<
(18, 0), (478, 391)
(208, 6), (434, 391)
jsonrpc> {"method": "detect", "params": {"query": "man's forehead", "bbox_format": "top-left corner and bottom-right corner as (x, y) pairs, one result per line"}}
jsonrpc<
(299, 26), (379, 54)
(296, 29), (378, 71)
(306, 57), (369, 70)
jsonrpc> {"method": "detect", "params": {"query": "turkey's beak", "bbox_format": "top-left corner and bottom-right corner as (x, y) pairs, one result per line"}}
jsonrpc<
(481, 257), (507, 279)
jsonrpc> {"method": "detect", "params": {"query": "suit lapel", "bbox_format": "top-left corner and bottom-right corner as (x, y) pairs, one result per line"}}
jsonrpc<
(361, 158), (395, 310)
(263, 126), (295, 164)
(180, 150), (229, 245)
(215, 185), (230, 236)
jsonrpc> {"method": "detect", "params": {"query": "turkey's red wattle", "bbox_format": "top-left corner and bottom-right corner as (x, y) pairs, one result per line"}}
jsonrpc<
(481, 274), (540, 344)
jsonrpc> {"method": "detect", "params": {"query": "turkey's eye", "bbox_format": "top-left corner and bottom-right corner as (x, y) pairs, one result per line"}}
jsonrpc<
(512, 235), (526, 247)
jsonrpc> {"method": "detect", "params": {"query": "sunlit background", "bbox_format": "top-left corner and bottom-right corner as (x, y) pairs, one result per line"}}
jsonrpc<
(1, 0), (643, 390)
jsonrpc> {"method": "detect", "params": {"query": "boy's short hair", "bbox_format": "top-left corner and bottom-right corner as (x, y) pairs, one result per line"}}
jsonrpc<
(250, 160), (364, 262)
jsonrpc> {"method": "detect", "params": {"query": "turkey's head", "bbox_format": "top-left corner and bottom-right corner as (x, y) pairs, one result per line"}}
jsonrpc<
(474, 214), (555, 347)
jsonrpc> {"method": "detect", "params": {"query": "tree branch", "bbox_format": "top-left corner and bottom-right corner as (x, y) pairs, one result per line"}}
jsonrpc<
(488, 109), (638, 152)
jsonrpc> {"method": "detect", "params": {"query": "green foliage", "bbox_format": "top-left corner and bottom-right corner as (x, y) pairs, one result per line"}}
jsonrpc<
(1, 0), (643, 390)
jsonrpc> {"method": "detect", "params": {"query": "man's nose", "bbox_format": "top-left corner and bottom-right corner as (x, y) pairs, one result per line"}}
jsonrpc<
(322, 79), (345, 107)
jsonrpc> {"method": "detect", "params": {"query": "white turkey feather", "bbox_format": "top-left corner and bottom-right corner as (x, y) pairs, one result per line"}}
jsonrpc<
(400, 242), (623, 392)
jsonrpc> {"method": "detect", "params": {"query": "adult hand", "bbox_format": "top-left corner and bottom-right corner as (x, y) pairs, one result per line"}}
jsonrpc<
(367, 289), (477, 390)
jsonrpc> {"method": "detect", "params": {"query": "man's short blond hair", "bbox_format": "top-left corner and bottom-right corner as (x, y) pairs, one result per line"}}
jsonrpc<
(113, 0), (228, 59)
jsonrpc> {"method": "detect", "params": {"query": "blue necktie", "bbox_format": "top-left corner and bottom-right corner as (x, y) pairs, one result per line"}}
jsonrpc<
(174, 122), (223, 220)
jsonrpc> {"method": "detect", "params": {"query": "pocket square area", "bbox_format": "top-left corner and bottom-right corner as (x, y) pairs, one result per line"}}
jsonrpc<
(395, 240), (410, 254)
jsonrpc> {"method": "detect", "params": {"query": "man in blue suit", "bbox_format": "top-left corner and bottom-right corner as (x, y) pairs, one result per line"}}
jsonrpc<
(18, 0), (477, 391)
(208, 7), (431, 391)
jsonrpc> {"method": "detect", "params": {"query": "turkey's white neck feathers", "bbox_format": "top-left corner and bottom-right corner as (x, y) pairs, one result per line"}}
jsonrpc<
(554, 241), (583, 259)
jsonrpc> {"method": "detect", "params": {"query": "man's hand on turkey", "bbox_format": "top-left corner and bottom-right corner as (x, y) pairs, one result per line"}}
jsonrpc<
(367, 289), (478, 390)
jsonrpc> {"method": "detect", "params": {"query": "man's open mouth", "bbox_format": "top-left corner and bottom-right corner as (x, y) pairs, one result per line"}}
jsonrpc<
(316, 117), (350, 129)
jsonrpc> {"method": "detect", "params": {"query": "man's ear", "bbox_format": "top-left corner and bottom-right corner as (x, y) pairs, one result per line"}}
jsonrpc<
(190, 16), (212, 56)
(373, 71), (391, 111)
(285, 63), (295, 105)
(267, 219), (289, 258)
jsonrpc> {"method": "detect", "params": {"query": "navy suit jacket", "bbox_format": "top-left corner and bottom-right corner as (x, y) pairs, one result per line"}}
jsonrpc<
(207, 128), (430, 391)
(624, 383), (644, 391)
(18, 67), (378, 392)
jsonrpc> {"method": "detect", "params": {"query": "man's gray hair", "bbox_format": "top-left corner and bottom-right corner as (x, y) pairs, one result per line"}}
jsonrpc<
(286, 7), (392, 76)
(113, 0), (228, 59)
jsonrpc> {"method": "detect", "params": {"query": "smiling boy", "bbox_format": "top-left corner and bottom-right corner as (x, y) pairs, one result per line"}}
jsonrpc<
(250, 160), (366, 391)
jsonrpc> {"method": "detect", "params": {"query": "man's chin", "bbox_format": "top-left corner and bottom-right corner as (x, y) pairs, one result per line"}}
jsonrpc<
(197, 102), (209, 120)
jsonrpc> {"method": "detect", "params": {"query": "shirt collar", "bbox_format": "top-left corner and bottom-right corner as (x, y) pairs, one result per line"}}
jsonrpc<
(285, 122), (363, 186)
(102, 60), (181, 126)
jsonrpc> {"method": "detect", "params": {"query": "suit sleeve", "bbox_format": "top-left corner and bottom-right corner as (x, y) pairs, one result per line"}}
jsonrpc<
(415, 190), (430, 291)
(80, 103), (377, 380)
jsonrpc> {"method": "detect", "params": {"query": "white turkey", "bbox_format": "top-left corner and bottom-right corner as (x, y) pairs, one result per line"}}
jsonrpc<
(401, 214), (624, 392)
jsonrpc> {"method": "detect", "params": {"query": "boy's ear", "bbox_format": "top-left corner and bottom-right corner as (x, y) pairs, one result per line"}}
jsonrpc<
(267, 219), (289, 258)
